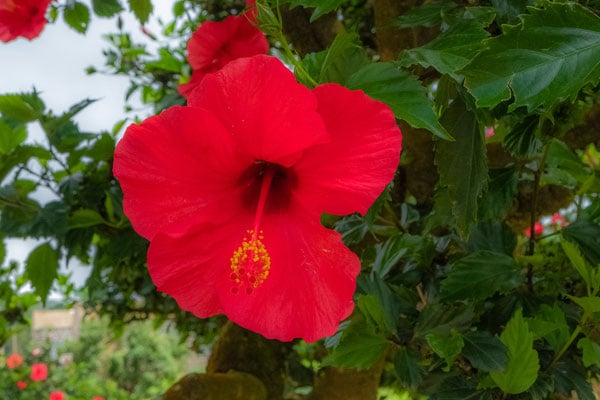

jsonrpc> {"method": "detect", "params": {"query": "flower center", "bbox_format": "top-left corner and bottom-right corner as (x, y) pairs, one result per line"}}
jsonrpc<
(229, 167), (275, 295)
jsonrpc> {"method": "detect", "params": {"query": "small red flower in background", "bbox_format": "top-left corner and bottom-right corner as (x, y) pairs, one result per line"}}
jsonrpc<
(551, 213), (568, 227)
(92, 397), (105, 400)
(178, 5), (269, 99)
(5, 353), (23, 369)
(30, 363), (48, 381)
(524, 222), (544, 238)
(0, 0), (52, 43)
(49, 391), (65, 400)
(16, 381), (27, 390)
(114, 55), (402, 342)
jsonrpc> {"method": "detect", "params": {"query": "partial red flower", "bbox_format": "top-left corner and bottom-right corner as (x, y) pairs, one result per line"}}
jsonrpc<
(178, 8), (269, 99)
(92, 397), (105, 400)
(5, 353), (23, 369)
(49, 391), (65, 400)
(551, 213), (568, 227)
(30, 363), (47, 381)
(114, 55), (402, 342)
(0, 0), (52, 43)
(524, 222), (544, 238)
(17, 381), (27, 390)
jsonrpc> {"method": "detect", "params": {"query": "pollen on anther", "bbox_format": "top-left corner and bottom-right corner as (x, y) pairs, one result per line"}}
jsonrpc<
(230, 229), (271, 294)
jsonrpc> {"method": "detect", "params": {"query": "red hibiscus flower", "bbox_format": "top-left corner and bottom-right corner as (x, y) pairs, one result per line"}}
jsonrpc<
(524, 222), (544, 238)
(49, 391), (65, 400)
(5, 353), (23, 369)
(551, 212), (568, 227)
(0, 0), (52, 43)
(114, 55), (402, 342)
(92, 397), (105, 400)
(178, 8), (269, 99)
(16, 381), (27, 390)
(30, 363), (47, 381)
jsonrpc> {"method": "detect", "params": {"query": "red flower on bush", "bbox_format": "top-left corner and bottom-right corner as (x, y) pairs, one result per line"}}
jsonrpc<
(5, 353), (23, 369)
(49, 391), (65, 400)
(551, 212), (568, 227)
(30, 363), (48, 381)
(0, 0), (52, 43)
(92, 397), (105, 400)
(16, 380), (27, 390)
(178, 6), (269, 99)
(524, 222), (544, 238)
(114, 55), (402, 342)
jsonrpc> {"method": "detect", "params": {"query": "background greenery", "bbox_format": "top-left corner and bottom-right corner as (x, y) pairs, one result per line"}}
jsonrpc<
(2, 0), (600, 398)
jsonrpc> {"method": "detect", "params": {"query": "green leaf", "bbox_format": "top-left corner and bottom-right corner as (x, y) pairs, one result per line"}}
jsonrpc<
(461, 2), (600, 111)
(0, 93), (44, 122)
(323, 318), (388, 370)
(400, 19), (489, 79)
(462, 331), (508, 372)
(288, 0), (345, 22)
(541, 139), (590, 189)
(490, 309), (539, 394)
(429, 377), (482, 400)
(467, 221), (517, 256)
(527, 303), (569, 350)
(302, 32), (369, 85)
(30, 201), (69, 237)
(68, 209), (105, 229)
(561, 239), (596, 292)
(503, 114), (541, 158)
(426, 331), (464, 370)
(392, 1), (458, 28)
(441, 251), (522, 301)
(578, 337), (600, 368)
(415, 303), (474, 338)
(146, 47), (183, 73)
(568, 295), (600, 313)
(128, 0), (153, 24)
(92, 0), (123, 17)
(63, 1), (90, 33)
(0, 119), (26, 155)
(562, 220), (600, 267)
(347, 62), (451, 140)
(394, 347), (422, 389)
(553, 361), (595, 400)
(0, 237), (5, 265)
(25, 243), (59, 305)
(478, 166), (518, 220)
(436, 99), (487, 236)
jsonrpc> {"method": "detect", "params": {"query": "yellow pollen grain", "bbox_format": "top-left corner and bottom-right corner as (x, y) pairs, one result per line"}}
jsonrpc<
(230, 229), (271, 289)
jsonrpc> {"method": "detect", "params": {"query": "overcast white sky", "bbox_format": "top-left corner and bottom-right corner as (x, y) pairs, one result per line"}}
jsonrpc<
(0, 1), (176, 290)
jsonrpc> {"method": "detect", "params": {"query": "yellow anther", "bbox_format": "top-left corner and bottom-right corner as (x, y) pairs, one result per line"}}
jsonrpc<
(230, 229), (271, 293)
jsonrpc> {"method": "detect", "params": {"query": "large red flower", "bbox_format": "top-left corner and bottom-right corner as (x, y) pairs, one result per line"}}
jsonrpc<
(49, 391), (65, 400)
(30, 363), (47, 381)
(178, 9), (269, 99)
(0, 0), (52, 43)
(5, 353), (23, 369)
(114, 55), (402, 342)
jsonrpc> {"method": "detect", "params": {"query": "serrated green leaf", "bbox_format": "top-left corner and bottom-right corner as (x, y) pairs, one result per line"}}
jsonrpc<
(288, 0), (345, 22)
(541, 139), (591, 189)
(577, 337), (600, 368)
(553, 361), (595, 400)
(568, 295), (600, 313)
(0, 93), (44, 122)
(562, 220), (600, 267)
(392, 1), (458, 28)
(30, 201), (69, 237)
(441, 251), (522, 301)
(426, 331), (464, 370)
(436, 99), (487, 236)
(527, 303), (569, 350)
(25, 243), (59, 305)
(461, 2), (600, 111)
(462, 331), (507, 372)
(347, 62), (451, 140)
(503, 114), (541, 158)
(400, 19), (489, 79)
(92, 0), (123, 17)
(357, 294), (395, 335)
(128, 0), (153, 24)
(394, 347), (421, 389)
(478, 166), (518, 220)
(323, 318), (388, 370)
(429, 377), (482, 400)
(0, 119), (26, 155)
(68, 209), (105, 229)
(415, 303), (474, 338)
(467, 221), (517, 256)
(561, 239), (596, 292)
(302, 32), (369, 85)
(490, 309), (539, 394)
(63, 1), (90, 33)
(146, 47), (183, 73)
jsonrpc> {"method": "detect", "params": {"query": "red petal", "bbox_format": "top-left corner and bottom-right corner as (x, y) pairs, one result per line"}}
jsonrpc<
(189, 55), (329, 167)
(294, 84), (402, 216)
(187, 15), (268, 73)
(113, 106), (251, 240)
(219, 213), (360, 342)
